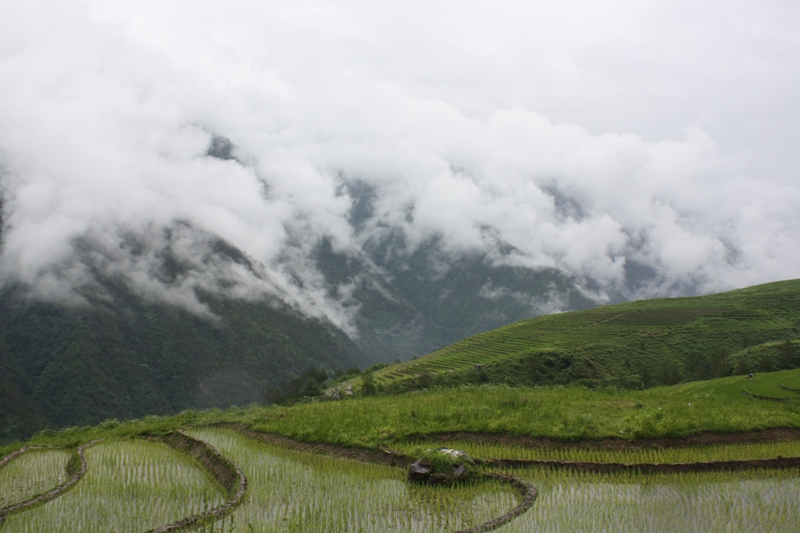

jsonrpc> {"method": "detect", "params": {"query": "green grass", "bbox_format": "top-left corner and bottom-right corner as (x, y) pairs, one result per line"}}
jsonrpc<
(779, 374), (800, 391)
(340, 279), (800, 392)
(3, 372), (799, 458)
(2, 440), (225, 532)
(743, 370), (800, 399)
(393, 440), (800, 465)
(249, 384), (800, 447)
(656, 369), (800, 400)
(3, 275), (800, 533)
(1, 374), (799, 532)
(0, 449), (72, 509)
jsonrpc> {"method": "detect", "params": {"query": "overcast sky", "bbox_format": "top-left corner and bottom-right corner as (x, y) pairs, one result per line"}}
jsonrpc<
(0, 0), (798, 323)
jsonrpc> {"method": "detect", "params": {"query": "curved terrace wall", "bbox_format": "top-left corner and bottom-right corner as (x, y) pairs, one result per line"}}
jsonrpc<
(0, 441), (96, 526)
(147, 431), (248, 533)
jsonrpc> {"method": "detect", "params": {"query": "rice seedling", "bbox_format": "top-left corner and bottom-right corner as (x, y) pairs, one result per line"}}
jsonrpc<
(187, 428), (519, 533)
(0, 449), (72, 509)
(393, 440), (800, 465)
(1, 440), (226, 533)
(744, 370), (800, 399)
(495, 468), (800, 532)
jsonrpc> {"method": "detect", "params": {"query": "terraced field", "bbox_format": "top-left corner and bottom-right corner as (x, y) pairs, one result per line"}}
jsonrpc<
(656, 368), (800, 400)
(0, 369), (800, 533)
(185, 427), (520, 533)
(4, 424), (800, 532)
(343, 279), (800, 391)
(0, 449), (72, 510)
(1, 440), (226, 533)
(500, 469), (800, 533)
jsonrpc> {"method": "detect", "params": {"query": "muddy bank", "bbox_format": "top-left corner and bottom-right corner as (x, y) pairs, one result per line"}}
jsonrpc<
(211, 423), (538, 533)
(410, 428), (800, 451)
(212, 422), (413, 467)
(0, 441), (96, 526)
(480, 455), (800, 473)
(148, 431), (247, 533)
(455, 473), (537, 533)
(216, 424), (800, 475)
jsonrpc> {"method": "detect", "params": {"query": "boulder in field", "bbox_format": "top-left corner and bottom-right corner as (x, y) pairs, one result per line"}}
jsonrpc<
(408, 448), (474, 485)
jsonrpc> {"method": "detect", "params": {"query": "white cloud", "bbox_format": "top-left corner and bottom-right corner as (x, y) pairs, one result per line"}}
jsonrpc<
(0, 0), (799, 327)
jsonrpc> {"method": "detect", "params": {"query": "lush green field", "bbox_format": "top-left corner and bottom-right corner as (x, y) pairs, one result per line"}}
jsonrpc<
(501, 468), (800, 533)
(0, 449), (72, 510)
(249, 385), (800, 447)
(655, 368), (800, 400)
(3, 379), (800, 458)
(2, 376), (800, 532)
(2, 440), (225, 533)
(3, 281), (800, 531)
(186, 427), (518, 532)
(341, 279), (800, 393)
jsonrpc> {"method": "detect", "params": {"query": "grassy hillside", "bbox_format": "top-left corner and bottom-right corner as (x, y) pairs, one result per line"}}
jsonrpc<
(4, 371), (800, 458)
(346, 279), (800, 394)
(656, 367), (800, 400)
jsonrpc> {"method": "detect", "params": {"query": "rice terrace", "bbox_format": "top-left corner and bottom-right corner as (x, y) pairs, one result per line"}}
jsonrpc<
(3, 279), (800, 531)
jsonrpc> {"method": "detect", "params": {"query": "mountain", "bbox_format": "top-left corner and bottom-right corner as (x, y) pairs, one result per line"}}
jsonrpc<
(0, 280), (363, 442)
(0, 224), (600, 442)
(0, 156), (605, 442)
(308, 181), (599, 362)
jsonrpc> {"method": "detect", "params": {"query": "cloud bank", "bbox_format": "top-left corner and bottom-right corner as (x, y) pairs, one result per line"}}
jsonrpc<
(0, 0), (799, 329)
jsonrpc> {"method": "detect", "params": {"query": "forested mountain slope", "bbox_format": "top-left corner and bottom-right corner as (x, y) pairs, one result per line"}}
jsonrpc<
(0, 282), (363, 443)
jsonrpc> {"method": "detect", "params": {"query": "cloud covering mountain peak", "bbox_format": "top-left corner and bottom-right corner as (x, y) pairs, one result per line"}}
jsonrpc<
(1, 0), (799, 332)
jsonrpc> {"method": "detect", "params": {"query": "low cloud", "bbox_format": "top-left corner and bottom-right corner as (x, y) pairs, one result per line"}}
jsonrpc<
(1, 0), (798, 330)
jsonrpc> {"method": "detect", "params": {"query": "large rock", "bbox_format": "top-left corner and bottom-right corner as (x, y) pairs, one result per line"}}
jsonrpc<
(408, 448), (473, 485)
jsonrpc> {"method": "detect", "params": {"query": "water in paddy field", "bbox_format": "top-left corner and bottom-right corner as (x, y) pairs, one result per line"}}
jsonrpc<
(2, 441), (225, 533)
(3, 431), (799, 532)
(186, 427), (519, 533)
(498, 470), (800, 532)
(0, 449), (72, 509)
(187, 429), (800, 533)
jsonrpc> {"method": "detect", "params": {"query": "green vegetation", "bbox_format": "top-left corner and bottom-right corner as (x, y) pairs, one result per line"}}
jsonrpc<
(0, 281), (364, 443)
(779, 373), (800, 391)
(186, 427), (516, 533)
(0, 449), (72, 509)
(1, 371), (800, 532)
(248, 385), (800, 447)
(655, 368), (800, 400)
(265, 367), (331, 405)
(2, 440), (225, 533)
(4, 378), (799, 459)
(3, 280), (800, 530)
(342, 279), (800, 394)
(502, 468), (800, 533)
(393, 440), (800, 465)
